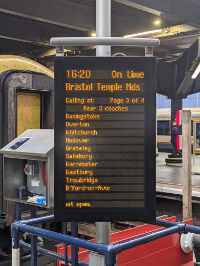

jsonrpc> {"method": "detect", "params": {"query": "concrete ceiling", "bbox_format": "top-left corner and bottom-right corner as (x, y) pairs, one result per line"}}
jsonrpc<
(0, 0), (199, 58)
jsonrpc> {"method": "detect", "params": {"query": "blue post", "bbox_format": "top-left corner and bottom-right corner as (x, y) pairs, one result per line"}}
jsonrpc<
(105, 252), (116, 266)
(31, 235), (38, 266)
(71, 222), (79, 266)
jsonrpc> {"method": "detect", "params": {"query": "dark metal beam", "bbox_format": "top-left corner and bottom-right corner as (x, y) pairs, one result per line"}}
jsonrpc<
(115, 0), (200, 26)
(0, 33), (48, 46)
(0, 0), (197, 55)
(0, 0), (94, 31)
(0, 11), (86, 46)
(0, 0), (162, 38)
(114, 0), (161, 16)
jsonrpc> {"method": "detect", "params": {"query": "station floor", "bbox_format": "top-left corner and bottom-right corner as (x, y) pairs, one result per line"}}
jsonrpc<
(157, 153), (200, 197)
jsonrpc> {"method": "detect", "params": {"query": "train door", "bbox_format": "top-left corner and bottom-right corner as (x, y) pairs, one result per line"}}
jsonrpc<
(0, 71), (54, 221)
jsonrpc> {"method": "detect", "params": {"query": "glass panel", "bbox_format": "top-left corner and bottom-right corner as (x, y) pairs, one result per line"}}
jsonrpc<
(157, 120), (170, 136)
(196, 122), (200, 149)
(17, 92), (41, 136)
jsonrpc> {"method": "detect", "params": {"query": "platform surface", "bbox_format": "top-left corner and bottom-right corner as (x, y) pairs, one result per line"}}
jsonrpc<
(157, 153), (200, 197)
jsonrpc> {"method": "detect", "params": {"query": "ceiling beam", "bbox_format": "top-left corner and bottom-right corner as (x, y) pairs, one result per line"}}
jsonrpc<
(115, 0), (200, 26)
(0, 33), (49, 47)
(0, 0), (94, 32)
(0, 0), (161, 38)
(114, 0), (161, 16)
(0, 8), (90, 46)
(0, 0), (198, 47)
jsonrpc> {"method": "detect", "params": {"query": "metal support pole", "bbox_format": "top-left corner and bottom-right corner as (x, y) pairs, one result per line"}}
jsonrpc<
(15, 202), (22, 221)
(182, 110), (192, 220)
(89, 1), (112, 264)
(145, 47), (158, 156)
(96, 0), (111, 57)
(71, 222), (78, 266)
(56, 45), (68, 266)
(95, 0), (111, 247)
(12, 204), (21, 266)
(12, 226), (20, 266)
(31, 235), (38, 266)
(12, 247), (20, 266)
(105, 253), (116, 266)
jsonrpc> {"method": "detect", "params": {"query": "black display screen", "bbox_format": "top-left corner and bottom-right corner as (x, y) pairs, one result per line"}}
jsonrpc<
(54, 56), (156, 222)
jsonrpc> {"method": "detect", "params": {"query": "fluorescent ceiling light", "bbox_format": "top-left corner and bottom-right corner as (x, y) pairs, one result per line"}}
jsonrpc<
(124, 29), (162, 38)
(153, 19), (162, 26)
(192, 63), (200, 79)
(90, 31), (96, 37)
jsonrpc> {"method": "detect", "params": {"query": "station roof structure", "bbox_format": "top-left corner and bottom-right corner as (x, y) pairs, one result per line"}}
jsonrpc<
(0, 0), (198, 56)
(0, 0), (200, 98)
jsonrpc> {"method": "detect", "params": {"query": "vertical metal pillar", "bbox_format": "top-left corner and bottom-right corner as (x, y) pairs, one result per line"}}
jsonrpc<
(105, 253), (116, 266)
(31, 235), (38, 266)
(12, 247), (20, 266)
(96, 0), (111, 57)
(182, 110), (192, 220)
(56, 47), (67, 263)
(145, 47), (157, 155)
(90, 1), (111, 264)
(12, 227), (20, 266)
(71, 222), (78, 266)
(95, 0), (111, 246)
(15, 203), (21, 221)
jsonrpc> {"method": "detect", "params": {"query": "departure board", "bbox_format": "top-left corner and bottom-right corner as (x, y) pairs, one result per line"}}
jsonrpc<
(54, 57), (156, 222)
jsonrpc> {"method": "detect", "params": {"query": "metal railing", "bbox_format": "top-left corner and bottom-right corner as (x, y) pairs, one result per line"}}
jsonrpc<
(11, 215), (200, 266)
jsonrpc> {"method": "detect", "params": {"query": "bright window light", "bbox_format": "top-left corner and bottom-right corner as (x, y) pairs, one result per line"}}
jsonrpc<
(192, 63), (200, 79)
(124, 29), (162, 38)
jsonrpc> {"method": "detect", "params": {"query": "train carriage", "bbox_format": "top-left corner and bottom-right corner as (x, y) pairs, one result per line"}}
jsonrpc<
(157, 108), (200, 154)
(0, 55), (54, 226)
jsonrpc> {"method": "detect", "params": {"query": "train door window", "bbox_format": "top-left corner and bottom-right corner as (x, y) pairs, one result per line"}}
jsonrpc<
(16, 92), (41, 136)
(193, 120), (200, 154)
(196, 123), (200, 148)
(157, 120), (170, 135)
(191, 121), (194, 136)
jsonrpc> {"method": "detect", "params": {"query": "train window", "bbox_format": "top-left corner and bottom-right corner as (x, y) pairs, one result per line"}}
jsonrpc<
(195, 122), (200, 149)
(193, 120), (200, 154)
(16, 92), (41, 136)
(191, 121), (193, 136)
(157, 120), (170, 135)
